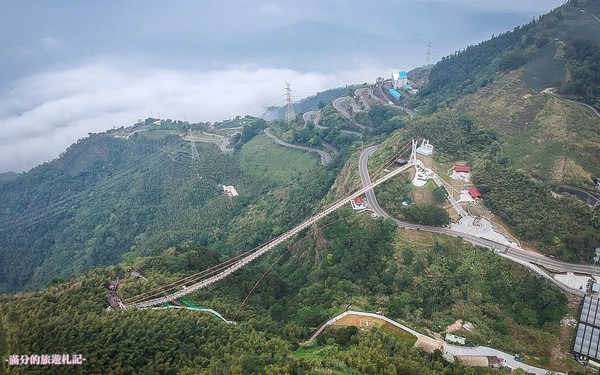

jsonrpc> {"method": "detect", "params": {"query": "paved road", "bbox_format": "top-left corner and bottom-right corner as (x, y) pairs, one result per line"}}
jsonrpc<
(303, 111), (324, 129)
(354, 88), (373, 111)
(558, 185), (600, 206)
(202, 132), (235, 153)
(321, 141), (338, 154)
(358, 145), (600, 292)
(374, 81), (417, 119)
(303, 109), (363, 138)
(374, 82), (393, 104)
(543, 87), (600, 118)
(431, 174), (468, 217)
(332, 97), (368, 129)
(264, 128), (332, 166)
(444, 343), (559, 375)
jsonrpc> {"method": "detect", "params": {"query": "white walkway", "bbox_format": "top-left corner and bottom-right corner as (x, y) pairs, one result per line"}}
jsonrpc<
(451, 217), (515, 247)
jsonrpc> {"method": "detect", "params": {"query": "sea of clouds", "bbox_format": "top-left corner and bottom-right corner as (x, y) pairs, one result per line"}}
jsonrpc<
(0, 62), (385, 172)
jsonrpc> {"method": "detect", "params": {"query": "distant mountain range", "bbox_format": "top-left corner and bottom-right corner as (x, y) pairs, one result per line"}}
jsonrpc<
(0, 1), (538, 83)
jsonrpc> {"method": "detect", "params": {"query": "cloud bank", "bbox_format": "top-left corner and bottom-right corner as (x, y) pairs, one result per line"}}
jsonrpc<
(0, 62), (384, 172)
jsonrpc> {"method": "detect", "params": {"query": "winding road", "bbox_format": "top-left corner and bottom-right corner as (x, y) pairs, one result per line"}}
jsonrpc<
(374, 81), (417, 119)
(264, 128), (332, 166)
(303, 111), (324, 129)
(303, 110), (364, 138)
(542, 87), (600, 118)
(332, 97), (369, 129)
(359, 145), (598, 295)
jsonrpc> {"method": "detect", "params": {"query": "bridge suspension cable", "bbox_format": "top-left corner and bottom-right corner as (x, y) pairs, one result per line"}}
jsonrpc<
(124, 140), (417, 308)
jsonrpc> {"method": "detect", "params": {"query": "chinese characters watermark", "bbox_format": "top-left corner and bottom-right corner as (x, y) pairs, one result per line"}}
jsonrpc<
(5, 354), (85, 365)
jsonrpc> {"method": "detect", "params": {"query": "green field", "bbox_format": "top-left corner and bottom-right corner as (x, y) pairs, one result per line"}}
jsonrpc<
(293, 345), (337, 360)
(239, 134), (322, 184)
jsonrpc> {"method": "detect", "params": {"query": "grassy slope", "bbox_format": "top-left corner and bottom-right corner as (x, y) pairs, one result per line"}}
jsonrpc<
(454, 71), (600, 186)
(239, 134), (320, 184)
(416, 1), (600, 189)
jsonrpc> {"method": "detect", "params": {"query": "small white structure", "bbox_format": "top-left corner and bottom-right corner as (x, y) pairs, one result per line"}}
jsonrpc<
(596, 179), (600, 191)
(351, 196), (367, 211)
(462, 322), (474, 332)
(416, 139), (433, 156)
(412, 161), (433, 187)
(222, 185), (239, 197)
(449, 165), (471, 182)
(446, 333), (466, 345)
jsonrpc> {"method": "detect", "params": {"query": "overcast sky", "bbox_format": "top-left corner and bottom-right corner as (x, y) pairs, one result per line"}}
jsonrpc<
(0, 0), (564, 172)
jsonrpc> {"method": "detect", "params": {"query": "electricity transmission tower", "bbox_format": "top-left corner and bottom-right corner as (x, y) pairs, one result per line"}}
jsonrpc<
(284, 83), (295, 125)
(426, 42), (432, 64)
(191, 141), (199, 160)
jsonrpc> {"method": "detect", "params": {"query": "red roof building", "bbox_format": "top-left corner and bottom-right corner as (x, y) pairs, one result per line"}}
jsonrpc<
(455, 165), (471, 173)
(351, 196), (367, 211)
(469, 187), (483, 199)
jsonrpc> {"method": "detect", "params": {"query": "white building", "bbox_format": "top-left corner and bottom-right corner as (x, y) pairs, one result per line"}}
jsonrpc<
(222, 185), (239, 197)
(391, 71), (408, 89)
(416, 139), (433, 156)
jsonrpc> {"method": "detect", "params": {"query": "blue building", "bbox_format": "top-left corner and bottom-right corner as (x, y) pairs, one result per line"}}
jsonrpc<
(389, 88), (402, 100)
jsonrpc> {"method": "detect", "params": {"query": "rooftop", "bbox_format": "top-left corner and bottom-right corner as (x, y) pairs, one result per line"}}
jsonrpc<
(573, 296), (600, 362)
(222, 185), (239, 197)
(455, 165), (471, 173)
(469, 187), (482, 198)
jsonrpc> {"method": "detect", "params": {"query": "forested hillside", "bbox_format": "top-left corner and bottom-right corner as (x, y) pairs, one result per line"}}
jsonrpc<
(0, 120), (334, 293)
(0, 211), (576, 374)
(409, 0), (600, 261)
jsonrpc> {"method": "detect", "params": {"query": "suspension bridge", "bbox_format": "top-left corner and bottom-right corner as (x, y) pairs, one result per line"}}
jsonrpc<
(122, 140), (418, 309)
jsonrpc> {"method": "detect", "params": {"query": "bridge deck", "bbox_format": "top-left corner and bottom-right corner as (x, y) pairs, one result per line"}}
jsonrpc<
(131, 158), (416, 308)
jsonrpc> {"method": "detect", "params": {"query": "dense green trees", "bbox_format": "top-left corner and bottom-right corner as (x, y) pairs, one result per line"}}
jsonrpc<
(232, 118), (268, 150)
(0, 212), (571, 373)
(0, 123), (329, 293)
(475, 162), (600, 261)
(405, 113), (498, 159)
(401, 203), (450, 226)
(561, 38), (600, 109)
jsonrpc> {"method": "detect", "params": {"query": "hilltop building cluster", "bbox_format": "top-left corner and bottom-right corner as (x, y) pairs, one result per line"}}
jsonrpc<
(388, 70), (420, 101)
(391, 70), (418, 95)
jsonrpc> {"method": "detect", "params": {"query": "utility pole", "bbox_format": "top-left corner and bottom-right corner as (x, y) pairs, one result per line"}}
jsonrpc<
(284, 83), (295, 125)
(426, 42), (432, 64)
